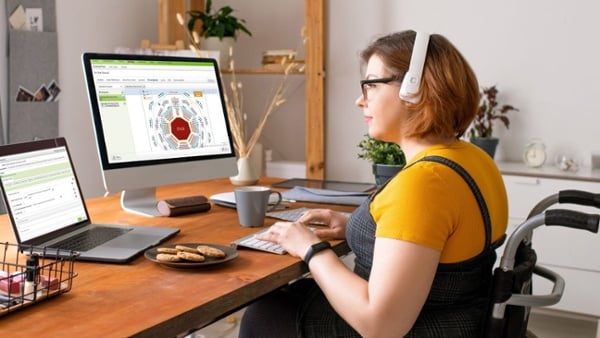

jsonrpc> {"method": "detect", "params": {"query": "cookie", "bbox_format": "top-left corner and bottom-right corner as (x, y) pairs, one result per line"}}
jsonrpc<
(177, 251), (206, 262)
(157, 247), (179, 254)
(156, 253), (181, 262)
(196, 245), (226, 258)
(175, 245), (199, 253)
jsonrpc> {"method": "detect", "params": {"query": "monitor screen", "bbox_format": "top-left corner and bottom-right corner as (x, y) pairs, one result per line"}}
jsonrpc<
(82, 53), (237, 216)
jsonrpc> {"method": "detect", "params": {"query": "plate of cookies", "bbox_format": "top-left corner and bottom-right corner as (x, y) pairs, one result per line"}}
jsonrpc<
(144, 243), (238, 268)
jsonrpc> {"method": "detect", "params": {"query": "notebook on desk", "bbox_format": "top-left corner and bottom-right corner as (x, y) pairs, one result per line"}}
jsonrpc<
(271, 178), (375, 192)
(209, 191), (290, 209)
(281, 186), (370, 206)
(0, 138), (180, 263)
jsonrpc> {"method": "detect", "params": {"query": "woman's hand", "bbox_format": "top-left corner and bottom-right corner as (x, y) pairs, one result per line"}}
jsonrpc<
(256, 209), (350, 259)
(257, 221), (320, 259)
(297, 209), (349, 240)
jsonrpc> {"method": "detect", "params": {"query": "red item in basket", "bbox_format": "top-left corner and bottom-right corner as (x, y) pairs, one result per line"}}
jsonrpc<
(40, 275), (59, 291)
(0, 272), (59, 293)
(0, 271), (24, 294)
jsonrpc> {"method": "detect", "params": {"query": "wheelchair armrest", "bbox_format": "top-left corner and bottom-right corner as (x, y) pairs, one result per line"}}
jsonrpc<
(558, 190), (600, 208)
(505, 265), (565, 308)
(527, 194), (559, 218)
(500, 210), (599, 270)
(527, 190), (600, 218)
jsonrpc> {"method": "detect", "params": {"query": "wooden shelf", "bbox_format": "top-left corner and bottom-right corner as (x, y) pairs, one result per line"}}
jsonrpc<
(158, 0), (324, 179)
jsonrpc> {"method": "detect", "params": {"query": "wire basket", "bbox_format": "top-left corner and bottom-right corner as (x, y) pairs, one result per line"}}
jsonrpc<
(0, 242), (78, 316)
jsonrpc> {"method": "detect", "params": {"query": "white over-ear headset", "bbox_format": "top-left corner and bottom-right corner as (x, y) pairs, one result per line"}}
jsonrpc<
(399, 31), (430, 104)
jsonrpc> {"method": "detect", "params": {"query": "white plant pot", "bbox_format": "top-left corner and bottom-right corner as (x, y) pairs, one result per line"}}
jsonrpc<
(230, 157), (259, 186)
(200, 37), (235, 69)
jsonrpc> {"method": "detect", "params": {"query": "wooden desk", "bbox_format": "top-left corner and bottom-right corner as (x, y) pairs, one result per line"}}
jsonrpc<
(0, 178), (354, 337)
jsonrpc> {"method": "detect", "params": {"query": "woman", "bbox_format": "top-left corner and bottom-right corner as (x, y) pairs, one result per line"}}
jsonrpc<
(239, 30), (508, 338)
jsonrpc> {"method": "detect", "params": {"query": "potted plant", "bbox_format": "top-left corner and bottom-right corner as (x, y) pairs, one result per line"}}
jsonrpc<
(358, 135), (406, 187)
(186, 0), (252, 68)
(469, 85), (519, 158)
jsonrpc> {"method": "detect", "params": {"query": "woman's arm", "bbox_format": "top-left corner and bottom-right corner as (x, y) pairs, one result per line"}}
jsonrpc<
(260, 218), (440, 337)
(308, 237), (440, 338)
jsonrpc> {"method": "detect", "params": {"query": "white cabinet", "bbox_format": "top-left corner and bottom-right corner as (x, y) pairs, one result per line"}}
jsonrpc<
(501, 163), (600, 317)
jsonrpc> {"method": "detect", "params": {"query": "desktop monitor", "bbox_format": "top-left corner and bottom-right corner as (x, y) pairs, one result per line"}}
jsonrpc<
(82, 53), (237, 217)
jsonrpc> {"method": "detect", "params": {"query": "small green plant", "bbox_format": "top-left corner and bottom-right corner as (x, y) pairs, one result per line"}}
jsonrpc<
(187, 0), (252, 40)
(469, 85), (519, 139)
(357, 135), (406, 165)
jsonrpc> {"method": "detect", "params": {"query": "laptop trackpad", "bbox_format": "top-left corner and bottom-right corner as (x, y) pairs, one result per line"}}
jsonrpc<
(106, 231), (165, 249)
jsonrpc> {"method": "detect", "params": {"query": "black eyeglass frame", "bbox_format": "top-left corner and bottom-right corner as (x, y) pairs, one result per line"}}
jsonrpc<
(359, 75), (403, 100)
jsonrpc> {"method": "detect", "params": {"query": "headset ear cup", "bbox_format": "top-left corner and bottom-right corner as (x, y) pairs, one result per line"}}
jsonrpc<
(399, 73), (420, 103)
(399, 78), (407, 100)
(399, 31), (430, 103)
(399, 76), (412, 102)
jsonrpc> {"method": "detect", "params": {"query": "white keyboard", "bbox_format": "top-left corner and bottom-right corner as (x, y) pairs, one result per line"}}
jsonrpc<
(231, 208), (351, 255)
(267, 207), (351, 222)
(266, 207), (313, 222)
(231, 208), (310, 255)
(232, 228), (287, 254)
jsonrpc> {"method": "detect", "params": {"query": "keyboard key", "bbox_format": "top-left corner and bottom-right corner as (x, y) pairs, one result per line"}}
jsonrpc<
(52, 227), (131, 252)
(233, 228), (286, 255)
(266, 207), (351, 224)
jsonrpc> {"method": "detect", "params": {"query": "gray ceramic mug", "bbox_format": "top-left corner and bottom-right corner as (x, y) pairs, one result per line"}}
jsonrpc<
(234, 186), (283, 227)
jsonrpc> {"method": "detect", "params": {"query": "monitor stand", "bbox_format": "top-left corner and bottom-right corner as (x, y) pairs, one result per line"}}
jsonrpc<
(121, 188), (161, 217)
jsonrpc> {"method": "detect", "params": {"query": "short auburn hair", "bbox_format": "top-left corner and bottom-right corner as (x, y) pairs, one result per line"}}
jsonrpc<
(360, 30), (479, 139)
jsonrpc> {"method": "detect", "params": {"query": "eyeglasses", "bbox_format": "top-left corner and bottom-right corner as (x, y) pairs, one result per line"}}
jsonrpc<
(360, 76), (402, 101)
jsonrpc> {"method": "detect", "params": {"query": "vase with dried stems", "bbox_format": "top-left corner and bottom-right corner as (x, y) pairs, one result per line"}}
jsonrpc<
(176, 13), (300, 185)
(226, 57), (297, 185)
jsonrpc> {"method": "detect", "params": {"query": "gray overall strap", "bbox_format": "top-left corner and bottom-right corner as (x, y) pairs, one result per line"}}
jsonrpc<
(418, 155), (492, 248)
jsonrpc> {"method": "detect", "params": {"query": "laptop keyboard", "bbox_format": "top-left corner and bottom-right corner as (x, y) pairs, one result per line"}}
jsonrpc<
(52, 227), (132, 252)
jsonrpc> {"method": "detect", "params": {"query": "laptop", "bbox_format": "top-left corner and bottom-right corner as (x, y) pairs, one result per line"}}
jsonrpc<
(0, 138), (180, 263)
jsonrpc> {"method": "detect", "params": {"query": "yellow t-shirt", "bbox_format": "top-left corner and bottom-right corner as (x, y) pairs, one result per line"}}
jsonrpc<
(371, 141), (508, 263)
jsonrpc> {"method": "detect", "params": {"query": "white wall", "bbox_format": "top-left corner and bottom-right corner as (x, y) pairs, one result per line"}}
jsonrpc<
(327, 0), (600, 184)
(55, 0), (159, 198)
(3, 1), (600, 197)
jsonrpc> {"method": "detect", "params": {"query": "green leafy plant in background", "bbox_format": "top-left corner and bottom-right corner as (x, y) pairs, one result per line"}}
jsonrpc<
(357, 135), (405, 165)
(187, 0), (252, 40)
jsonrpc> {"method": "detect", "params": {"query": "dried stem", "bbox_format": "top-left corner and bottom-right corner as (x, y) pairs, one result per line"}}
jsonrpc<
(177, 12), (297, 158)
(244, 63), (295, 156)
(176, 13), (202, 50)
(226, 60), (296, 157)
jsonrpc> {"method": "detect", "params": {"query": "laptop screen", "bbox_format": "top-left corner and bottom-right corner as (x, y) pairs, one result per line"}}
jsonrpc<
(0, 145), (88, 242)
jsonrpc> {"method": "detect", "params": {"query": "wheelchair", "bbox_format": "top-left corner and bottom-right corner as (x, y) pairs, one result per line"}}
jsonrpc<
(484, 190), (600, 337)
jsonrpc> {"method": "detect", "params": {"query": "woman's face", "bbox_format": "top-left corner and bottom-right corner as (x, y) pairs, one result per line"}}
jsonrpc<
(356, 55), (405, 144)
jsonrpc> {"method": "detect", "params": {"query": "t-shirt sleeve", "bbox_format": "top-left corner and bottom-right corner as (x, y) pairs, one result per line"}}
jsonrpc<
(371, 163), (458, 251)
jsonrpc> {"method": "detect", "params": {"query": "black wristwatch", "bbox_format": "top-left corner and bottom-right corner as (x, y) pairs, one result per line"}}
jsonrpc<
(304, 241), (332, 264)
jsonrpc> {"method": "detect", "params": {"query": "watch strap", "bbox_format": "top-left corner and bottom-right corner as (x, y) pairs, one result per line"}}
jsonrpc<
(304, 241), (332, 264)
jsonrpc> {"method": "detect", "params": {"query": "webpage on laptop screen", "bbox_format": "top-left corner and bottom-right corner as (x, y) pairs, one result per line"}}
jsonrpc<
(0, 147), (86, 241)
